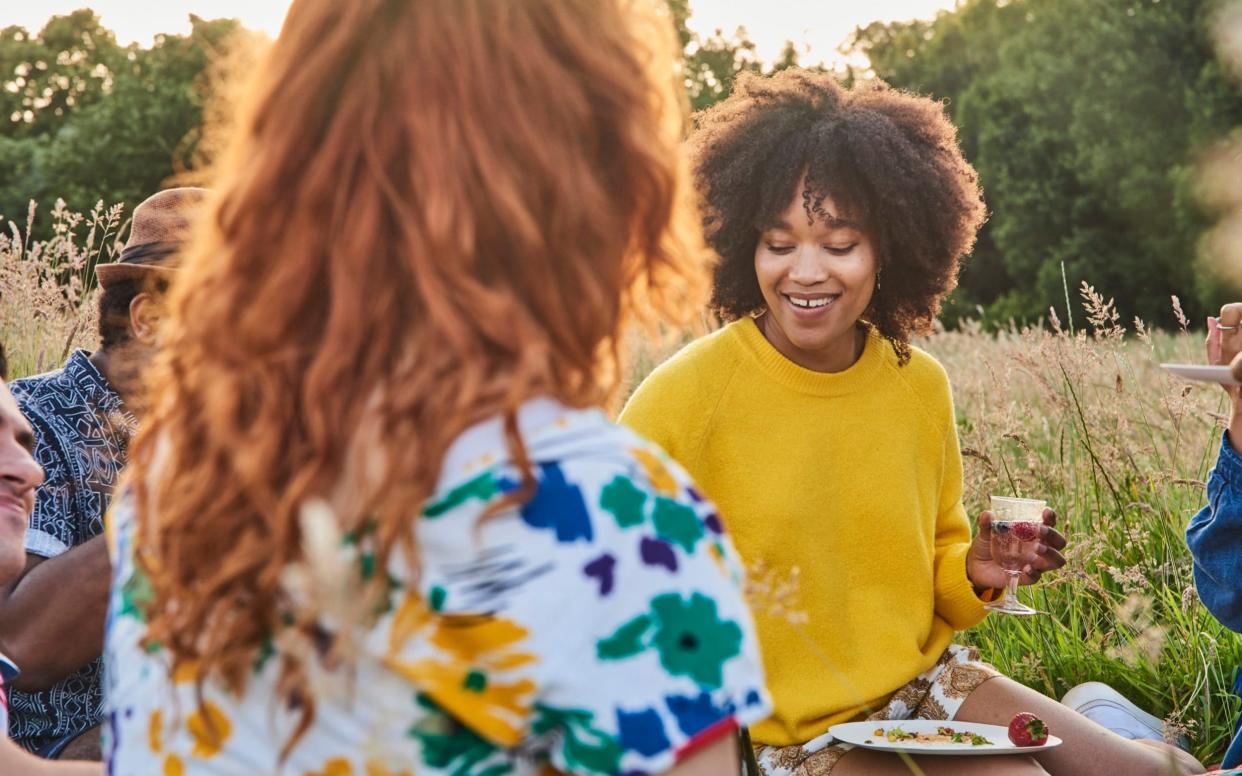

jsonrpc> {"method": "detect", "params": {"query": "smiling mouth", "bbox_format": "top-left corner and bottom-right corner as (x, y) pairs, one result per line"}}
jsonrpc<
(785, 294), (840, 310)
(0, 499), (25, 529)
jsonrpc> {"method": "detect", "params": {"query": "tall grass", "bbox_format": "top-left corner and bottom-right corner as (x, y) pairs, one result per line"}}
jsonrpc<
(933, 289), (1241, 763)
(1, 199), (121, 377)
(627, 287), (1242, 764)
(5, 201), (1241, 763)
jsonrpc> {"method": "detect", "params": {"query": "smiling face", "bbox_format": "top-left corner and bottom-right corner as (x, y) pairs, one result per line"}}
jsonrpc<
(0, 380), (42, 583)
(753, 188), (878, 372)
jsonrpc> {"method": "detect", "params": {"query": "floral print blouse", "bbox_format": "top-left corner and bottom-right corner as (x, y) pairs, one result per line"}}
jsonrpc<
(103, 399), (770, 775)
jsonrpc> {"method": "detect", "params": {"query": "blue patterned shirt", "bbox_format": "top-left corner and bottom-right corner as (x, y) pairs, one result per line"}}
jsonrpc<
(0, 653), (17, 737)
(8, 350), (137, 753)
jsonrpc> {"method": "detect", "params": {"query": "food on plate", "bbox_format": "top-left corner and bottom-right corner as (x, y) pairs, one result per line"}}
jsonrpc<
(1007, 712), (1050, 747)
(872, 725), (994, 746)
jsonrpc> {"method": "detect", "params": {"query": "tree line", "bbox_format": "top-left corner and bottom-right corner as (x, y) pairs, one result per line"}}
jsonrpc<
(2, 1), (1240, 329)
(850, 0), (1242, 329)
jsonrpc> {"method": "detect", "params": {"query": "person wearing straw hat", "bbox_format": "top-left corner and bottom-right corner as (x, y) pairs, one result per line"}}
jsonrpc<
(0, 188), (205, 762)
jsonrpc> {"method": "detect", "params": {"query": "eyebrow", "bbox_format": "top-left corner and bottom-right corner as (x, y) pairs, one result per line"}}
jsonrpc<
(0, 414), (36, 454)
(763, 216), (861, 232)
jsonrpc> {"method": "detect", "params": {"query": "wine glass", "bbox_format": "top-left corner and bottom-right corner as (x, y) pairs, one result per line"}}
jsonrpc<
(983, 495), (1047, 616)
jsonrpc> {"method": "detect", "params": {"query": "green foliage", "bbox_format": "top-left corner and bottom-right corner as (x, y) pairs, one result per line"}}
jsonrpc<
(1, 5), (804, 243)
(667, 0), (815, 111)
(624, 289), (1242, 764)
(929, 301), (1242, 764)
(0, 10), (121, 139)
(0, 12), (244, 240)
(851, 0), (1242, 330)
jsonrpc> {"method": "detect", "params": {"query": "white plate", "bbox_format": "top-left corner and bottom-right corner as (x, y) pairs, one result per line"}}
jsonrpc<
(828, 720), (1063, 756)
(1161, 363), (1242, 386)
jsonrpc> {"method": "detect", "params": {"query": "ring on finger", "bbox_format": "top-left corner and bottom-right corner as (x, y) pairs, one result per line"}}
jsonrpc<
(1218, 324), (1239, 331)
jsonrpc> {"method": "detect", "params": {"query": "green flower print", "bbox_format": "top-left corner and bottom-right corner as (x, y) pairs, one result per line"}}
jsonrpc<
(532, 703), (623, 773)
(650, 593), (742, 688)
(118, 565), (153, 621)
(118, 565), (165, 654)
(424, 472), (501, 518)
(600, 476), (647, 529)
(252, 635), (275, 674)
(600, 475), (707, 556)
(595, 614), (652, 660)
(595, 593), (743, 689)
(651, 497), (703, 553)
(410, 694), (512, 776)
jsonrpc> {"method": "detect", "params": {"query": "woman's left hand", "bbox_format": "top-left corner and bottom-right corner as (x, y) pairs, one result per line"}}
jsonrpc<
(966, 507), (1067, 590)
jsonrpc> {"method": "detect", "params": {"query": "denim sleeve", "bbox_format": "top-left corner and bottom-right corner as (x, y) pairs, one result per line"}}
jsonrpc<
(1187, 432), (1242, 632)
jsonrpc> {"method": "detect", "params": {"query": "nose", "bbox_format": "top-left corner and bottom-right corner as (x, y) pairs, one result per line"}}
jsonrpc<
(787, 245), (830, 285)
(0, 438), (44, 494)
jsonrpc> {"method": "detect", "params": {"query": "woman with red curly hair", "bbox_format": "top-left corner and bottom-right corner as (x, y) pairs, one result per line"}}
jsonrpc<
(622, 69), (1202, 775)
(100, 1), (770, 773)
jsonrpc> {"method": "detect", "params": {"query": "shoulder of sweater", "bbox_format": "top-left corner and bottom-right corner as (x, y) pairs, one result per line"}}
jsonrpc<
(900, 343), (952, 393)
(619, 324), (742, 453)
(626, 324), (742, 402)
(884, 340), (954, 425)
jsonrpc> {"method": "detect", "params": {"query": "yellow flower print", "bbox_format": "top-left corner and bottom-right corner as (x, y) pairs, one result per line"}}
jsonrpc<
(304, 758), (353, 776)
(163, 754), (185, 776)
(632, 448), (677, 495)
(173, 659), (200, 685)
(365, 759), (413, 776)
(708, 539), (729, 576)
(148, 709), (163, 753)
(388, 592), (435, 654)
(186, 701), (232, 758)
(387, 592), (538, 671)
(385, 594), (539, 746)
(391, 660), (536, 746)
(426, 612), (538, 672)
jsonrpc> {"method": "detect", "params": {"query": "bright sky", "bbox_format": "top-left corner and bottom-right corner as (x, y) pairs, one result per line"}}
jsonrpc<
(5, 0), (959, 66)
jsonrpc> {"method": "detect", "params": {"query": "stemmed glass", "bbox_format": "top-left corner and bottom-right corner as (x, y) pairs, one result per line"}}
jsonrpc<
(983, 495), (1046, 616)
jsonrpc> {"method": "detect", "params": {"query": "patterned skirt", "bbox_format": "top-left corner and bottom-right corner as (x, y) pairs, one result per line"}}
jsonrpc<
(755, 645), (1000, 775)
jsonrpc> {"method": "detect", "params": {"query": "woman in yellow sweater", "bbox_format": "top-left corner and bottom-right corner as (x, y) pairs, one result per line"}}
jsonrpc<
(621, 70), (1202, 775)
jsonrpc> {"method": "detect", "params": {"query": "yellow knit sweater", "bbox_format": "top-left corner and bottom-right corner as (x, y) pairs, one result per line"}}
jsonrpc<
(620, 318), (988, 747)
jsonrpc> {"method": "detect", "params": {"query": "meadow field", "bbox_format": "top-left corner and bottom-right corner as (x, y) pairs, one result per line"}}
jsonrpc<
(6, 201), (1242, 764)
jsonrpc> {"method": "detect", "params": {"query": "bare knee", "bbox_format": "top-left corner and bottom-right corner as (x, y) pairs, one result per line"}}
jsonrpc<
(1012, 756), (1052, 775)
(951, 756), (1048, 776)
(1130, 738), (1204, 775)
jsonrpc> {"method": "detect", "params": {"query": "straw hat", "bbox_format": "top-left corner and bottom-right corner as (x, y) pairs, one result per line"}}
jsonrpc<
(95, 187), (208, 288)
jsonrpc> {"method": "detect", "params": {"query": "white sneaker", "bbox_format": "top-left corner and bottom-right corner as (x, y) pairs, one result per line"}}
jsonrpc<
(1061, 681), (1187, 749)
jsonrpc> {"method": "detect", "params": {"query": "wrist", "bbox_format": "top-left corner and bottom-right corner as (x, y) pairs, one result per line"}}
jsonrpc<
(1230, 404), (1242, 455)
(964, 553), (984, 594)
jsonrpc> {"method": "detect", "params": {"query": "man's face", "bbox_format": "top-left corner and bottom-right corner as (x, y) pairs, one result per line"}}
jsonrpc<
(0, 380), (43, 582)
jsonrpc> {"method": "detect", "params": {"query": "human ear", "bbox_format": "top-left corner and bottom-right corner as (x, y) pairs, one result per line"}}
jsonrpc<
(128, 292), (163, 346)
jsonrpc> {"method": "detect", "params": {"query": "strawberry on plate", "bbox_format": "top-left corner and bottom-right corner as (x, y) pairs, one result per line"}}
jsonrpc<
(1008, 712), (1049, 747)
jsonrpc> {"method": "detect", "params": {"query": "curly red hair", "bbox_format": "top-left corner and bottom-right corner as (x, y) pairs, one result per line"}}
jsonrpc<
(128, 0), (706, 741)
